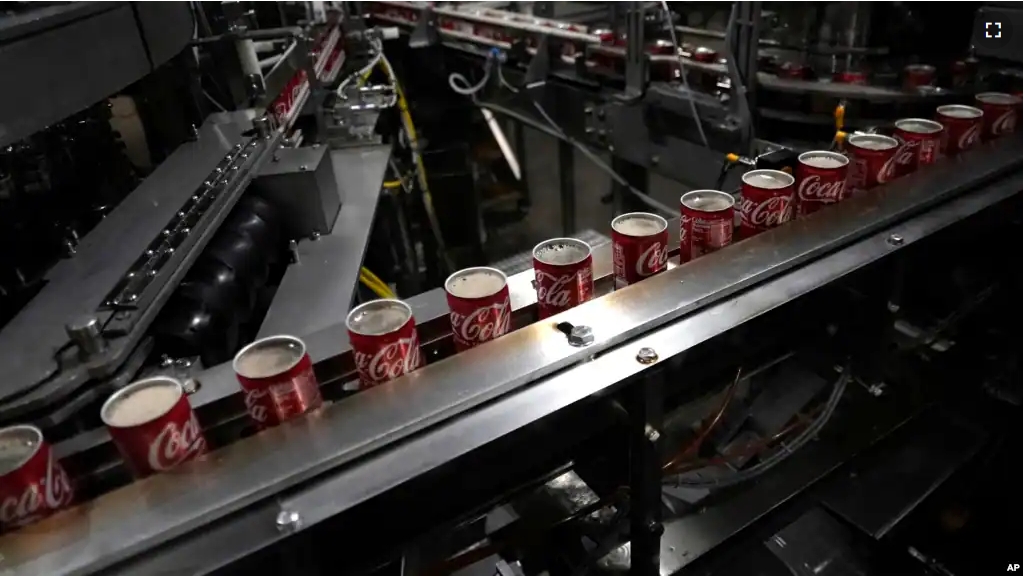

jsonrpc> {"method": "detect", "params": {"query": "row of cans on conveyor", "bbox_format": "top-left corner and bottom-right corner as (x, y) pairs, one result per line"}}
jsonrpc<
(2, 91), (1016, 534)
(723, 90), (1022, 237)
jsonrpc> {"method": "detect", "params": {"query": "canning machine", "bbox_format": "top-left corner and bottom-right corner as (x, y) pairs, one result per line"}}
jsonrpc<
(0, 2), (1020, 576)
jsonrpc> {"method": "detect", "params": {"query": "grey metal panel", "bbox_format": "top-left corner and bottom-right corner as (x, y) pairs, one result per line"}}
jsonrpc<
(0, 118), (246, 407)
(64, 171), (1021, 576)
(0, 2), (114, 43)
(256, 145), (391, 339)
(134, 2), (195, 66)
(0, 5), (150, 148)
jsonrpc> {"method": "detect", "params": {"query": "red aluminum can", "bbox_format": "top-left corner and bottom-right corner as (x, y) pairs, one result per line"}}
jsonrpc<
(893, 118), (944, 176)
(679, 190), (735, 263)
(346, 300), (422, 389)
(833, 70), (867, 85)
(532, 238), (594, 319)
(611, 212), (669, 289)
(101, 377), (207, 478)
(777, 62), (809, 80)
(738, 169), (796, 237)
(444, 267), (511, 352)
(233, 335), (324, 427)
(0, 425), (73, 532)
(846, 133), (900, 194)
(935, 104), (983, 155)
(795, 151), (850, 217)
(902, 64), (936, 90)
(691, 46), (718, 63)
(975, 92), (1021, 140)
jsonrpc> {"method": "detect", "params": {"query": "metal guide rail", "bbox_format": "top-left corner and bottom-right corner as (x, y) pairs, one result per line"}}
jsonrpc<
(366, 1), (955, 103)
(0, 139), (1020, 575)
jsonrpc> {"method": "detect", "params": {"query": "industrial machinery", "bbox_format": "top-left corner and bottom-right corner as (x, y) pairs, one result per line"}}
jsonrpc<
(0, 2), (1019, 576)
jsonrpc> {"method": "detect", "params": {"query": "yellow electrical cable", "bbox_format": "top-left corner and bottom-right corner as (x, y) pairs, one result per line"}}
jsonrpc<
(376, 56), (455, 272)
(359, 267), (395, 299)
(382, 180), (403, 189)
(360, 266), (389, 291)
(360, 275), (393, 299)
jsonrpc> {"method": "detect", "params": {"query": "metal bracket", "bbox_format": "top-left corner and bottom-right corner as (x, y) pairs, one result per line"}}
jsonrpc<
(409, 6), (439, 49)
(524, 35), (552, 90)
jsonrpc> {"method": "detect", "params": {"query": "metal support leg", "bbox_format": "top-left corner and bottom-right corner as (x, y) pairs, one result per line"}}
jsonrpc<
(623, 2), (646, 99)
(514, 120), (531, 210)
(628, 373), (664, 576)
(559, 139), (576, 235)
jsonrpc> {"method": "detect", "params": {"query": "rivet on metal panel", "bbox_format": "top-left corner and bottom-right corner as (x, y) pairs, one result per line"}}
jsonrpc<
(568, 325), (594, 347)
(275, 510), (302, 533)
(299, 165), (308, 171)
(272, 154), (281, 163)
(234, 143), (243, 151)
(886, 233), (904, 247)
(311, 231), (321, 241)
(182, 378), (200, 395)
(636, 347), (659, 364)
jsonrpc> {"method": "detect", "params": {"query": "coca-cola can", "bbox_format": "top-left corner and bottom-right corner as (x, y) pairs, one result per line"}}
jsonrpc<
(795, 151), (850, 217)
(679, 190), (735, 263)
(902, 64), (936, 91)
(444, 267), (511, 352)
(935, 104), (982, 155)
(846, 133), (900, 194)
(234, 335), (324, 426)
(532, 238), (594, 319)
(0, 425), (74, 532)
(893, 118), (944, 176)
(738, 169), (796, 237)
(347, 299), (423, 389)
(833, 70), (867, 85)
(100, 377), (207, 478)
(975, 92), (1020, 140)
(611, 212), (669, 288)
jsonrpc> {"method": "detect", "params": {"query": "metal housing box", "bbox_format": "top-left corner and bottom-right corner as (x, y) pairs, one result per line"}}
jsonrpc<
(253, 145), (341, 238)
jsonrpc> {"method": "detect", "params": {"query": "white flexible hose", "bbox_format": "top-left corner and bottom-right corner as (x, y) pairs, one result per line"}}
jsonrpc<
(448, 63), (492, 96)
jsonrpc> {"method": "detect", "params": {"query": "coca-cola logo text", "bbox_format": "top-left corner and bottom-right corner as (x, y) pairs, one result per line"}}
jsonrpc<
(877, 156), (897, 184)
(894, 140), (919, 166)
(798, 175), (846, 203)
(738, 195), (792, 228)
(536, 270), (574, 308)
(959, 123), (980, 150)
(635, 242), (667, 277)
(354, 335), (422, 384)
(147, 412), (206, 472)
(245, 388), (269, 423)
(0, 451), (73, 528)
(992, 110), (1017, 135)
(450, 298), (511, 345)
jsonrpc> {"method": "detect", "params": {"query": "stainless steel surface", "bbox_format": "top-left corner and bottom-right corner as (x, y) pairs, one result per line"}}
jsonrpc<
(77, 169), (1021, 576)
(4, 138), (1017, 575)
(0, 115), (260, 412)
(256, 145), (392, 338)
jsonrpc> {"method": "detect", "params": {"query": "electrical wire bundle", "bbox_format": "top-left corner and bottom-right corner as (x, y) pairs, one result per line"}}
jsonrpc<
(662, 366), (852, 488)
